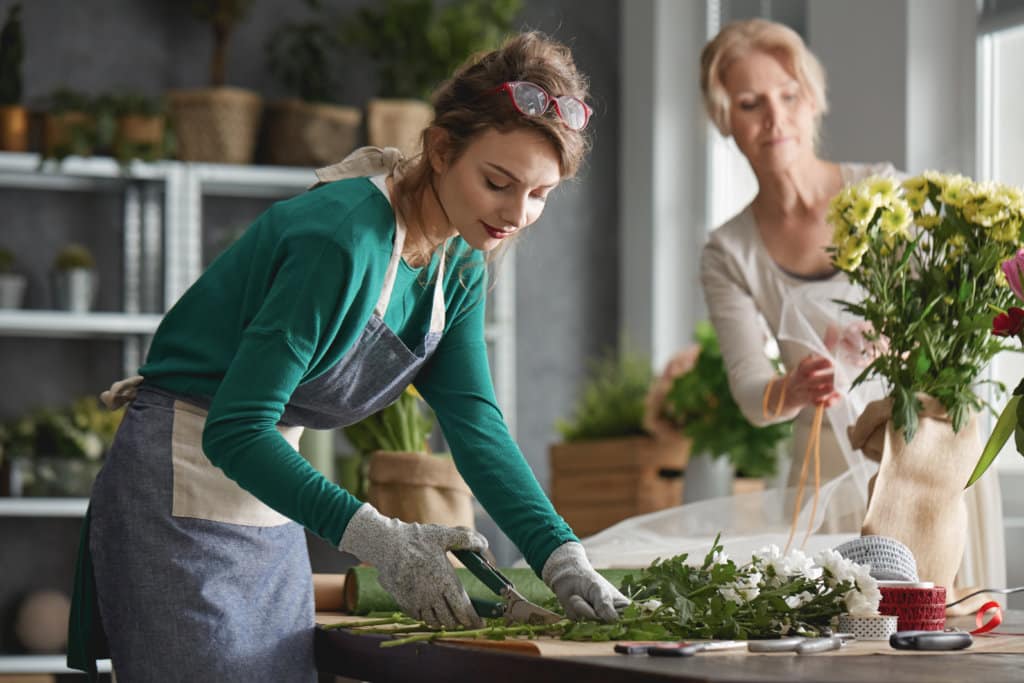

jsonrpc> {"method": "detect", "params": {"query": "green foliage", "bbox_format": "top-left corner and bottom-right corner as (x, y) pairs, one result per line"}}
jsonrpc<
(0, 3), (23, 105)
(0, 396), (124, 462)
(662, 322), (791, 477)
(54, 243), (95, 270)
(47, 87), (93, 114)
(355, 535), (872, 647)
(266, 0), (341, 102)
(0, 247), (14, 272)
(189, 0), (256, 86)
(102, 91), (165, 117)
(555, 349), (652, 442)
(340, 0), (522, 100)
(343, 387), (435, 454)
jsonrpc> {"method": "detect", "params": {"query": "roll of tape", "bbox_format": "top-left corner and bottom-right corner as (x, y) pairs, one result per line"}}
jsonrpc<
(879, 585), (947, 631)
(837, 614), (899, 641)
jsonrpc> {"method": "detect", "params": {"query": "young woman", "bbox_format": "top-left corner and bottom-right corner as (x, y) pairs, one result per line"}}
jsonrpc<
(69, 31), (627, 681)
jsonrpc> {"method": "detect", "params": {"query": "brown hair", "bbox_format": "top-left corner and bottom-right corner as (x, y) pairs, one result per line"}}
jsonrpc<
(395, 30), (591, 251)
(700, 19), (827, 137)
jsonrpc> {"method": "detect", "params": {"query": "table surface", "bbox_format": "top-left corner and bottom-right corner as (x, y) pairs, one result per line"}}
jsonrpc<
(314, 610), (1024, 683)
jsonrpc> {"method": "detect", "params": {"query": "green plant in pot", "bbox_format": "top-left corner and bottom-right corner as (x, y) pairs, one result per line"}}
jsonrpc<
(339, 0), (521, 157)
(167, 0), (262, 164)
(41, 87), (97, 161)
(0, 2), (28, 152)
(549, 348), (690, 538)
(262, 0), (361, 167)
(52, 242), (97, 312)
(0, 396), (124, 496)
(105, 91), (170, 165)
(657, 322), (793, 503)
(342, 386), (473, 528)
(0, 246), (26, 309)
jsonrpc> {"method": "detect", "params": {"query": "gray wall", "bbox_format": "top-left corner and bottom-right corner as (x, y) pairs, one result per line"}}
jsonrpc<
(0, 0), (620, 561)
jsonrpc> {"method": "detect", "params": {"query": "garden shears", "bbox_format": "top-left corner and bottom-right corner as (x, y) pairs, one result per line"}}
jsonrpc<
(453, 549), (563, 625)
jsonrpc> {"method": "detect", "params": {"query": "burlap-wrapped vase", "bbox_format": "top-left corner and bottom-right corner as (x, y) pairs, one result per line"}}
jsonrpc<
(366, 451), (474, 529)
(848, 395), (979, 614)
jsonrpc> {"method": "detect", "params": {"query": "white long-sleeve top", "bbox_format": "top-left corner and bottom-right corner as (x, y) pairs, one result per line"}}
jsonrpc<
(700, 161), (896, 485)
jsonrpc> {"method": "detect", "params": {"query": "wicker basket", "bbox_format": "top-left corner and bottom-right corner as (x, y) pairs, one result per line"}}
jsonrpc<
(167, 86), (262, 164)
(262, 98), (362, 167)
(366, 98), (434, 160)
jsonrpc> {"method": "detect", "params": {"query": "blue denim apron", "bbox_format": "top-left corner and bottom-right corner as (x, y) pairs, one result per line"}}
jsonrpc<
(73, 170), (448, 682)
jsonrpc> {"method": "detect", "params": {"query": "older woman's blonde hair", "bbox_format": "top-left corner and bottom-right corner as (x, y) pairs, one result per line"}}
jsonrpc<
(700, 19), (828, 137)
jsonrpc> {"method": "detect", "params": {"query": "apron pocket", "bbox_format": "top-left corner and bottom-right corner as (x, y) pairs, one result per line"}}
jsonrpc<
(170, 400), (300, 527)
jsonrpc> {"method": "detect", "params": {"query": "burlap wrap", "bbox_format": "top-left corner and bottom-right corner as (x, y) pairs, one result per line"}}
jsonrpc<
(366, 451), (475, 529)
(848, 395), (978, 611)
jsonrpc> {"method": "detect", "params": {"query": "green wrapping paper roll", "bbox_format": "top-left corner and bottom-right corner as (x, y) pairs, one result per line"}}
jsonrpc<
(343, 566), (638, 615)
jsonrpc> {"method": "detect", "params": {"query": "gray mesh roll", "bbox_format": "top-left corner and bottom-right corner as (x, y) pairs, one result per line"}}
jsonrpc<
(834, 535), (919, 581)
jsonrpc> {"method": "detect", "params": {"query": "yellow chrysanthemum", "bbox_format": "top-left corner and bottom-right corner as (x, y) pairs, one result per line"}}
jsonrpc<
(848, 193), (880, 230)
(904, 189), (928, 213)
(868, 176), (899, 201)
(878, 201), (912, 237)
(917, 214), (941, 230)
(902, 175), (929, 195)
(940, 178), (970, 208)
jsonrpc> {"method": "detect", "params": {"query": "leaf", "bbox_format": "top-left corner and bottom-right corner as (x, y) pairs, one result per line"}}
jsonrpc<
(966, 395), (1019, 487)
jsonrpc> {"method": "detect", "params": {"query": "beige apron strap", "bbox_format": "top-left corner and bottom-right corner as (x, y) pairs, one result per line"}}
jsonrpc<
(429, 238), (449, 334)
(310, 146), (404, 190)
(100, 375), (144, 410)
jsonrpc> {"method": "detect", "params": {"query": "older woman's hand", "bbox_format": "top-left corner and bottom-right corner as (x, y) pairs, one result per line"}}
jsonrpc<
(782, 354), (841, 410)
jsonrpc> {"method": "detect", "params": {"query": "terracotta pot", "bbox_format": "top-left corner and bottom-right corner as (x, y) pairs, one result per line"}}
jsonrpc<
(0, 105), (29, 151)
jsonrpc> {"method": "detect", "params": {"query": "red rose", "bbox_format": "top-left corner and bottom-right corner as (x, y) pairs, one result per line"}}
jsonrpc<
(992, 307), (1024, 337)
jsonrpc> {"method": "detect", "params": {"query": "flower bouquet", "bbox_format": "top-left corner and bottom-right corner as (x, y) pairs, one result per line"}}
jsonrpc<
(829, 171), (1024, 597)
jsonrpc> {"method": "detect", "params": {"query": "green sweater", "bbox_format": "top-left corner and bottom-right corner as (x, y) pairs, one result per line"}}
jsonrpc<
(140, 177), (575, 574)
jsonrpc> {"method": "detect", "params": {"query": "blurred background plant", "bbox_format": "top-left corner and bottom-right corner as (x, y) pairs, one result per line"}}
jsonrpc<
(555, 348), (652, 442)
(0, 396), (124, 496)
(659, 322), (792, 478)
(340, 0), (522, 100)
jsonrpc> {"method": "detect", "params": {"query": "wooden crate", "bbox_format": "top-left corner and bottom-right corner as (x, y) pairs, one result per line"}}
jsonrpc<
(549, 435), (690, 537)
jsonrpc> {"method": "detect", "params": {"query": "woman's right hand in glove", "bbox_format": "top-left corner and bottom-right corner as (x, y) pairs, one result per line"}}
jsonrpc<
(339, 503), (487, 629)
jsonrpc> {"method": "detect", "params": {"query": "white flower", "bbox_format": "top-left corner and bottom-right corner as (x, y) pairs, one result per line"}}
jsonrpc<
(784, 591), (816, 609)
(638, 599), (663, 612)
(712, 550), (730, 565)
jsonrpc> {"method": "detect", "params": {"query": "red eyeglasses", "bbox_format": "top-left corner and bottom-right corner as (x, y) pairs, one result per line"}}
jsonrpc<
(491, 81), (592, 131)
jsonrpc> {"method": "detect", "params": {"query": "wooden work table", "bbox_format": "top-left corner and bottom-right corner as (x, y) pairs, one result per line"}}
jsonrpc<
(314, 610), (1024, 683)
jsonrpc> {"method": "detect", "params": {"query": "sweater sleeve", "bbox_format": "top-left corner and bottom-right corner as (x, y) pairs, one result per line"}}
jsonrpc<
(201, 236), (365, 545)
(700, 234), (800, 427)
(413, 269), (577, 576)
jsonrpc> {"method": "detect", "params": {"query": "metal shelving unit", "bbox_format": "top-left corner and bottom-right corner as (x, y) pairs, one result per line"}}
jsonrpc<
(0, 655), (111, 675)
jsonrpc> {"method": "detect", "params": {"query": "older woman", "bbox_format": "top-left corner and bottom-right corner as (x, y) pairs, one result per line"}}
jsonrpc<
(699, 18), (893, 516)
(697, 19), (1003, 598)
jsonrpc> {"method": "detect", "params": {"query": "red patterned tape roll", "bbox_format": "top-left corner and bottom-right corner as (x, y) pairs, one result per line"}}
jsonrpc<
(879, 585), (947, 631)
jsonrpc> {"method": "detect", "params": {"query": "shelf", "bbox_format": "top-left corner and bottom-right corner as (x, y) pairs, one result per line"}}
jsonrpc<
(0, 498), (88, 517)
(190, 161), (316, 198)
(0, 151), (170, 191)
(0, 310), (162, 338)
(0, 654), (111, 674)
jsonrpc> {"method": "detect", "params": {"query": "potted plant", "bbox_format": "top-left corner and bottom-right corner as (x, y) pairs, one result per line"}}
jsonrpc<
(0, 2), (27, 152)
(261, 0), (361, 167)
(106, 91), (169, 165)
(51, 243), (97, 312)
(342, 386), (474, 528)
(0, 246), (26, 309)
(339, 0), (521, 158)
(549, 349), (690, 537)
(0, 396), (124, 497)
(649, 322), (792, 504)
(40, 87), (97, 161)
(167, 0), (262, 164)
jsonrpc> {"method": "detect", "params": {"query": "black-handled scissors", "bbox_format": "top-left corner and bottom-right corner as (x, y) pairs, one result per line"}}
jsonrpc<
(453, 549), (563, 625)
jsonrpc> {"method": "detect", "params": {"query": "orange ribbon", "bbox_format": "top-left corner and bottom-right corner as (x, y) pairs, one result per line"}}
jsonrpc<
(764, 375), (822, 554)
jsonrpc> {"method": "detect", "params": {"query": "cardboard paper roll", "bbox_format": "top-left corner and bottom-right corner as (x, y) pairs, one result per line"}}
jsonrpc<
(313, 573), (347, 612)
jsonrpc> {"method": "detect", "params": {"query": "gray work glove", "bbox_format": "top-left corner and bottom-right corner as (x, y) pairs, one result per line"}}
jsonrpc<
(339, 503), (487, 629)
(542, 541), (630, 622)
